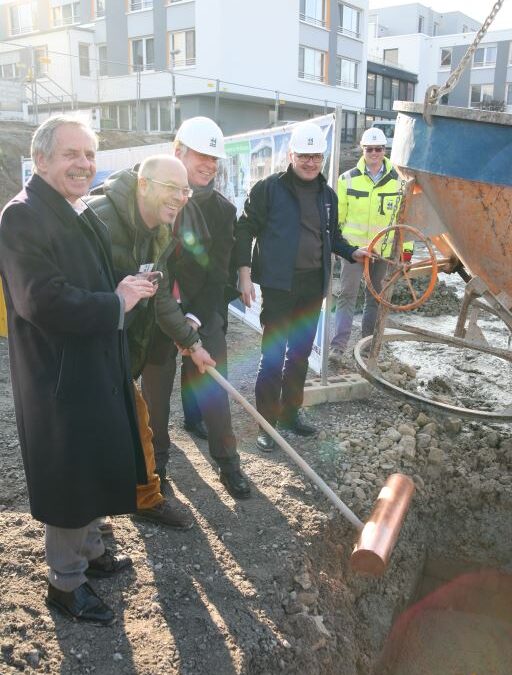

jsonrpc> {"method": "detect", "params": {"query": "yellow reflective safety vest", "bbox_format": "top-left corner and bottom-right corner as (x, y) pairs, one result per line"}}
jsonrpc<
(338, 156), (413, 257)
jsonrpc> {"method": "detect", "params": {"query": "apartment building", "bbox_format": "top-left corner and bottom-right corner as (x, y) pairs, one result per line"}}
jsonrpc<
(0, 0), (369, 138)
(368, 3), (512, 112)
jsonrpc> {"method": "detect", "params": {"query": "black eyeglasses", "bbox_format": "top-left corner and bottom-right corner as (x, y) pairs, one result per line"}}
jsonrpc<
(364, 146), (385, 153)
(147, 178), (193, 198)
(295, 153), (324, 163)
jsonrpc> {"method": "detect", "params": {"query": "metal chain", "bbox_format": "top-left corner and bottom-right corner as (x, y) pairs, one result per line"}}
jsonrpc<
(424, 0), (504, 111)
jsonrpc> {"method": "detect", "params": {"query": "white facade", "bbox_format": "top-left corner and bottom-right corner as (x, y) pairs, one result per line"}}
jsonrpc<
(0, 0), (370, 134)
(368, 4), (512, 112)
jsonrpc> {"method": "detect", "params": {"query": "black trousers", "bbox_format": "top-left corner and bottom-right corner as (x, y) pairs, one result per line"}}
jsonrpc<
(255, 269), (324, 427)
(142, 312), (239, 473)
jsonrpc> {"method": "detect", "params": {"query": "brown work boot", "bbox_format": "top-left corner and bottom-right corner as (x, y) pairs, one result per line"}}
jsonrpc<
(134, 498), (194, 530)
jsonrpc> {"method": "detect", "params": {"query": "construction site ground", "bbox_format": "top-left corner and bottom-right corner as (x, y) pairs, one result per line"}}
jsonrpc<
(1, 122), (511, 674)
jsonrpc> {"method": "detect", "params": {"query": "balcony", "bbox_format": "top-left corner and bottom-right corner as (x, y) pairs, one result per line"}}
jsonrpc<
(299, 13), (326, 28)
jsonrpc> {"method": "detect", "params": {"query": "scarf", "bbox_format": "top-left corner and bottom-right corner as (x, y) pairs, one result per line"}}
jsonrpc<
(190, 179), (215, 205)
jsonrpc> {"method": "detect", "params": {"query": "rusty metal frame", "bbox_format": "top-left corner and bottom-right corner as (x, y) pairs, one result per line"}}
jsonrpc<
(354, 329), (512, 421)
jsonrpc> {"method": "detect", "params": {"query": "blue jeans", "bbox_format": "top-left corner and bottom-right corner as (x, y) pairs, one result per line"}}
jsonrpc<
(331, 258), (387, 351)
(255, 269), (323, 427)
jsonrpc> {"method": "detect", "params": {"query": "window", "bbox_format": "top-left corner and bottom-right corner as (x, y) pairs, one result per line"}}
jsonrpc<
(506, 84), (512, 106)
(131, 37), (154, 71)
(342, 111), (357, 143)
(336, 57), (358, 88)
(462, 24), (469, 33)
(52, 2), (80, 27)
(383, 48), (398, 65)
(433, 22), (439, 36)
(470, 84), (494, 107)
(440, 48), (452, 68)
(398, 80), (415, 101)
(79, 43), (90, 76)
(0, 62), (22, 79)
(418, 15), (424, 33)
(509, 43), (512, 64)
(338, 3), (361, 38)
(366, 73), (376, 108)
(391, 78), (399, 103)
(98, 45), (108, 76)
(382, 77), (391, 110)
(34, 46), (48, 78)
(473, 45), (497, 67)
(170, 30), (196, 67)
(300, 0), (325, 27)
(95, 0), (105, 18)
(299, 46), (325, 82)
(129, 0), (153, 10)
(9, 3), (34, 35)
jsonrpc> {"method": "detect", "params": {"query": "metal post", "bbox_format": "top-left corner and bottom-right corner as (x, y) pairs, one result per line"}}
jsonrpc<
(31, 46), (38, 125)
(320, 105), (343, 385)
(135, 67), (141, 132)
(274, 90), (280, 124)
(214, 79), (220, 123)
(170, 49), (180, 135)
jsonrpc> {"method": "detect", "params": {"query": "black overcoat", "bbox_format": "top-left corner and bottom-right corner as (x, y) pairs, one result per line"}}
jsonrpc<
(0, 174), (146, 528)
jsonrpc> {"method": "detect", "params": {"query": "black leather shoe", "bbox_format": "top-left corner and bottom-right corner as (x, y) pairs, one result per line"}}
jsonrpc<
(87, 549), (132, 578)
(256, 430), (275, 452)
(279, 410), (317, 437)
(134, 499), (194, 530)
(184, 420), (208, 440)
(219, 467), (251, 499)
(46, 582), (114, 625)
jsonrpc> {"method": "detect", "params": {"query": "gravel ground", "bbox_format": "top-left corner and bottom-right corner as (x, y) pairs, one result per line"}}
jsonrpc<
(1, 306), (512, 674)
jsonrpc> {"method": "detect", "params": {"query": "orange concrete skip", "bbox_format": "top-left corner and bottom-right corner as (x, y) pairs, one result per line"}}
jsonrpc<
(350, 474), (415, 576)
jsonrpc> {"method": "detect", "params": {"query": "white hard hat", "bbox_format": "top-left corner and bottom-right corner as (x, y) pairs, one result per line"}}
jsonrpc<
(360, 127), (387, 146)
(289, 121), (327, 154)
(175, 116), (226, 159)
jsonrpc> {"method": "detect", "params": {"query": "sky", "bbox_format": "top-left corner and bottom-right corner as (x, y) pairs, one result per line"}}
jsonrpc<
(369, 0), (512, 32)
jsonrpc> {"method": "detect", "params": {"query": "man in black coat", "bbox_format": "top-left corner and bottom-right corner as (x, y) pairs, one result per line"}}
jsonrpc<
(142, 117), (251, 499)
(0, 116), (156, 624)
(235, 121), (368, 452)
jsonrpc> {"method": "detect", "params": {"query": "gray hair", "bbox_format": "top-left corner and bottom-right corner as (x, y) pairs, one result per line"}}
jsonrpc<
(31, 115), (98, 166)
(172, 140), (189, 157)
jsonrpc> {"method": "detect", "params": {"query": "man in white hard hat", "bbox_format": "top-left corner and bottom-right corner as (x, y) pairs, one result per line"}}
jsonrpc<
(142, 117), (251, 499)
(235, 121), (367, 451)
(330, 127), (412, 367)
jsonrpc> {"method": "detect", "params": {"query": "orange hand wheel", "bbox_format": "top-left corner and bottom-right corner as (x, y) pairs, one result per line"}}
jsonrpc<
(363, 224), (438, 311)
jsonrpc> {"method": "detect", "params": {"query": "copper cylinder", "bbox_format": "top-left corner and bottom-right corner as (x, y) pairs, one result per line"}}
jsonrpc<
(350, 473), (415, 576)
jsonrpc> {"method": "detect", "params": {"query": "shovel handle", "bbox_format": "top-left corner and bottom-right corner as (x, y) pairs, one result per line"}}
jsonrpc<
(206, 366), (364, 531)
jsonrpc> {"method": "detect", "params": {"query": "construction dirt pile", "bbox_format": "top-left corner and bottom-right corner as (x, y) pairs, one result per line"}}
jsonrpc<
(1, 309), (511, 674)
(0, 121), (172, 208)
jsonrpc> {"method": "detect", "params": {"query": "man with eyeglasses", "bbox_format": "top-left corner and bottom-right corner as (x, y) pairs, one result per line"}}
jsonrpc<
(142, 117), (252, 500)
(235, 121), (364, 452)
(330, 127), (413, 368)
(87, 154), (215, 529)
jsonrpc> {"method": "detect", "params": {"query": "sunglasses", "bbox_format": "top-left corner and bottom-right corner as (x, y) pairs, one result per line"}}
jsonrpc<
(147, 178), (193, 198)
(364, 146), (385, 153)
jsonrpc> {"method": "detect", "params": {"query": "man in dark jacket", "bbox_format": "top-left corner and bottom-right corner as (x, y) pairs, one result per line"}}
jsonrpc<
(142, 117), (251, 500)
(0, 116), (156, 624)
(235, 121), (369, 451)
(87, 155), (215, 528)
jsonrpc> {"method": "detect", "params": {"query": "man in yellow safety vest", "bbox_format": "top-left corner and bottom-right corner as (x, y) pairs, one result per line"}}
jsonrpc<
(330, 127), (412, 365)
